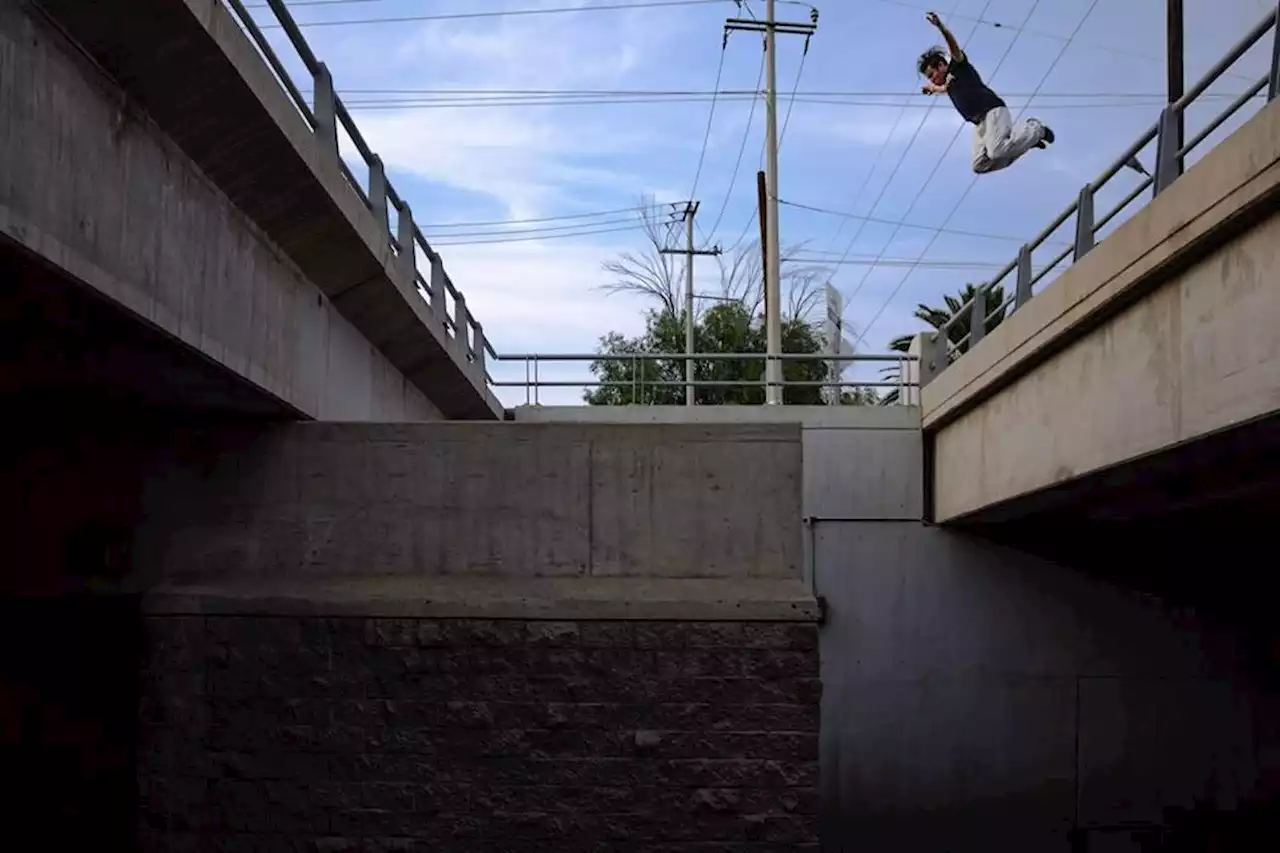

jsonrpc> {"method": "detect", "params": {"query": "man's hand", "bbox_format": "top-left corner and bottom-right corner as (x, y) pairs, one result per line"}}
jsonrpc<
(926, 11), (942, 27)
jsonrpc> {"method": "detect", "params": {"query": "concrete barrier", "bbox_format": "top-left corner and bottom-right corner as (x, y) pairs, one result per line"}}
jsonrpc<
(136, 422), (804, 586)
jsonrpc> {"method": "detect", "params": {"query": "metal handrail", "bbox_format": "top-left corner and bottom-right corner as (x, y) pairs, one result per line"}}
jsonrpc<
(930, 6), (1279, 381)
(221, 0), (493, 373)
(490, 352), (920, 406)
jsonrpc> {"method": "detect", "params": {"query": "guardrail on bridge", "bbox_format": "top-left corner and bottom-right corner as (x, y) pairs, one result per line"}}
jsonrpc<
(223, 0), (498, 376)
(488, 352), (920, 406)
(921, 6), (1280, 385)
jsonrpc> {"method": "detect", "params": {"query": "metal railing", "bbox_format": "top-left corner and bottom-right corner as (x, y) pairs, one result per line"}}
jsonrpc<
(488, 352), (919, 406)
(222, 0), (498, 374)
(927, 6), (1280, 382)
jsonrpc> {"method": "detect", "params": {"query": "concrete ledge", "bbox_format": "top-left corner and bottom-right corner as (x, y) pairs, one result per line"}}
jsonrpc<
(923, 98), (1280, 432)
(139, 577), (821, 621)
(509, 405), (921, 430)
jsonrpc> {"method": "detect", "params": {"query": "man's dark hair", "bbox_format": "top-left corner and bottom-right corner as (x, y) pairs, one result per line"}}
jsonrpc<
(917, 46), (948, 76)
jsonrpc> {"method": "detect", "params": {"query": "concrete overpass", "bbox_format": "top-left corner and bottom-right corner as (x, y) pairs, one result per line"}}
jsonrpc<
(922, 39), (1280, 526)
(1, 0), (500, 421)
(5, 3), (1280, 852)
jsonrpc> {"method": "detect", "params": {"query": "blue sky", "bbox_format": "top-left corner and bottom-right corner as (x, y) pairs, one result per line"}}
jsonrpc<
(242, 0), (1277, 405)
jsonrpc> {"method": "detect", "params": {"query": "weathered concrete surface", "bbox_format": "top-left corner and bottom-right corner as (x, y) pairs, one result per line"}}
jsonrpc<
(2, 0), (496, 419)
(925, 98), (1280, 522)
(813, 423), (1280, 851)
(134, 422), (804, 585)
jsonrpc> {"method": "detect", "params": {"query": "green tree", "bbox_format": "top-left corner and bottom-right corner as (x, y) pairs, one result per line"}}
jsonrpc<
(585, 301), (832, 405)
(881, 282), (1007, 404)
(590, 202), (883, 405)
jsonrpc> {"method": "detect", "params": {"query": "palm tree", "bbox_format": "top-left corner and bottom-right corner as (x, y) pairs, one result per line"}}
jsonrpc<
(880, 282), (1008, 404)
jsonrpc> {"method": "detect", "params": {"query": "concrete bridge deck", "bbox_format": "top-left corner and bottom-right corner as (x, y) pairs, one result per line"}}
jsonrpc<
(2, 0), (499, 420)
(924, 97), (1280, 524)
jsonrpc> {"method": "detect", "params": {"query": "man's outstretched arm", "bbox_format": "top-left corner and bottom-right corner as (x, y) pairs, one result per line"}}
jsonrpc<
(926, 11), (965, 62)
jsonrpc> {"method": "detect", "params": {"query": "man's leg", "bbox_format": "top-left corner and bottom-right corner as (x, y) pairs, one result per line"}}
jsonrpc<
(981, 106), (1048, 170)
(971, 119), (994, 174)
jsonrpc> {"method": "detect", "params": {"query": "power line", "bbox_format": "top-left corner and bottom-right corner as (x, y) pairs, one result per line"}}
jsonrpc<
(418, 203), (677, 230)
(854, 0), (1102, 350)
(433, 222), (649, 246)
(340, 95), (1244, 111)
(827, 0), (995, 293)
(778, 198), (1071, 245)
(689, 43), (730, 200)
(426, 214), (645, 240)
(319, 87), (1252, 98)
(707, 54), (767, 240)
(865, 0), (1260, 85)
(261, 0), (727, 28)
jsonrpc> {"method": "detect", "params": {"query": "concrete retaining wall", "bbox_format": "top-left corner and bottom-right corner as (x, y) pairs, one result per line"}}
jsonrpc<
(0, 2), (440, 422)
(135, 422), (804, 585)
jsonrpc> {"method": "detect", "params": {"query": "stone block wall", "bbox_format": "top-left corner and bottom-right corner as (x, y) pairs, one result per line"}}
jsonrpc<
(137, 615), (821, 851)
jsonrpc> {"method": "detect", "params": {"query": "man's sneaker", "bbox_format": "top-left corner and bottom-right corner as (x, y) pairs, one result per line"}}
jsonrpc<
(1036, 125), (1055, 149)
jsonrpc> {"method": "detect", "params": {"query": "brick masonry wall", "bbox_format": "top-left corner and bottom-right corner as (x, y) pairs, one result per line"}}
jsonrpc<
(138, 616), (821, 852)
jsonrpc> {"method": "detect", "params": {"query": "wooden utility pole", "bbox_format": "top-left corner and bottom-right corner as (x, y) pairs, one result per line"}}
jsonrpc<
(756, 170), (769, 292)
(659, 201), (721, 406)
(726, 4), (817, 404)
(1167, 0), (1184, 180)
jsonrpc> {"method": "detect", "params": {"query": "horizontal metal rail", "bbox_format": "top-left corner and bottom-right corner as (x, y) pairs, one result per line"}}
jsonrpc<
(221, 0), (493, 375)
(492, 380), (909, 389)
(491, 351), (920, 406)
(929, 6), (1279, 384)
(495, 352), (918, 362)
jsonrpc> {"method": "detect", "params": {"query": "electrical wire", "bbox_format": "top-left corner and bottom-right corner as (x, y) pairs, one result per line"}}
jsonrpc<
(263, 0), (727, 28)
(865, 0), (1260, 86)
(321, 87), (1244, 99)
(778, 198), (1071, 245)
(425, 213), (644, 240)
(418, 202), (679, 230)
(825, 0), (992, 291)
(707, 54), (767, 241)
(852, 0), (1102, 350)
(689, 43), (730, 201)
(339, 95), (1242, 110)
(432, 222), (649, 246)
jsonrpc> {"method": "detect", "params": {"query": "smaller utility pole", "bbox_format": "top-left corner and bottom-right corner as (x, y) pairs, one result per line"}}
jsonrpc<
(660, 201), (721, 406)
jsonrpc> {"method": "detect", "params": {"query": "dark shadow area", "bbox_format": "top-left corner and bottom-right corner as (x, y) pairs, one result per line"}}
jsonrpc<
(0, 595), (145, 849)
(0, 234), (301, 419)
(1, 236), (297, 841)
(958, 420), (1280, 850)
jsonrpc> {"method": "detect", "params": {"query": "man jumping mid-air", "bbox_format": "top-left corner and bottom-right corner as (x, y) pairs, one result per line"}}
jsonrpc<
(918, 10), (1054, 174)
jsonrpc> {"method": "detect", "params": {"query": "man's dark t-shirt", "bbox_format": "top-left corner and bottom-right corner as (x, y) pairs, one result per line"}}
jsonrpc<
(946, 54), (1005, 124)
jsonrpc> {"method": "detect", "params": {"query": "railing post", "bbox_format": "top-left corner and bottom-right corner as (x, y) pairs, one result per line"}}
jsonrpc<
(429, 257), (447, 323)
(453, 293), (471, 358)
(969, 287), (988, 348)
(930, 328), (951, 380)
(472, 322), (487, 375)
(313, 62), (338, 157)
(906, 333), (929, 399)
(1270, 2), (1280, 101)
(396, 202), (415, 284)
(368, 155), (389, 235)
(1153, 105), (1182, 195)
(1073, 184), (1095, 261)
(1014, 244), (1033, 311)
